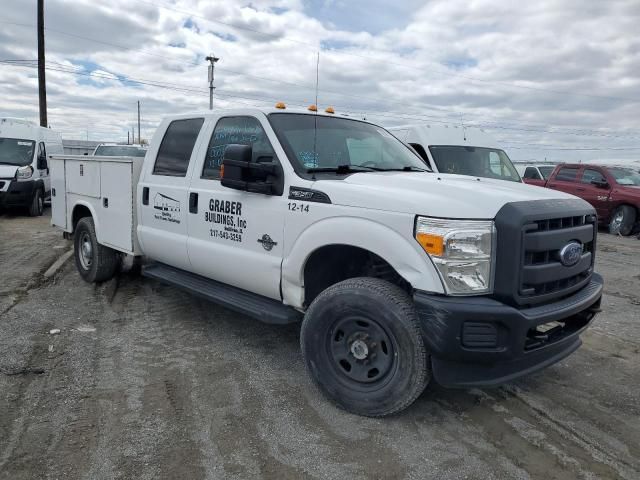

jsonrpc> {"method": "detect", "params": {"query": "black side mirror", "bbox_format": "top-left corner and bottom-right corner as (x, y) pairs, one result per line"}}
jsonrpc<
(37, 154), (47, 170)
(220, 144), (278, 195)
(591, 179), (609, 189)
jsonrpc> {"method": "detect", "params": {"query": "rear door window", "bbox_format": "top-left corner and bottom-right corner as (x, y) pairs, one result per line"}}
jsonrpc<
(153, 118), (204, 176)
(556, 167), (579, 182)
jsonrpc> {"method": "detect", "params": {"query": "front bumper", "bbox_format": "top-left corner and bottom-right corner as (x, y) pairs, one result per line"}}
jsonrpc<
(0, 179), (36, 207)
(414, 273), (603, 388)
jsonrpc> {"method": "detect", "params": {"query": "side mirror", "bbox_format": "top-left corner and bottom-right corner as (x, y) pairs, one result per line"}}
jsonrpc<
(591, 179), (609, 189)
(220, 144), (278, 195)
(37, 154), (47, 170)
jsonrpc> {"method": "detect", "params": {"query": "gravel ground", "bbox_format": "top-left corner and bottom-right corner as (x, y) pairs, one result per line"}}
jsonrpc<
(1, 211), (639, 480)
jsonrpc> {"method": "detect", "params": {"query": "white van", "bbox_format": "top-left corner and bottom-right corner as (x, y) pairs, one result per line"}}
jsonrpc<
(0, 118), (63, 215)
(389, 124), (522, 183)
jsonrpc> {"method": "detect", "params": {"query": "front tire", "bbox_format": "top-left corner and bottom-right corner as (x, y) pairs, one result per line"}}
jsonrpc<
(28, 188), (44, 217)
(300, 277), (429, 417)
(74, 217), (119, 283)
(609, 205), (636, 236)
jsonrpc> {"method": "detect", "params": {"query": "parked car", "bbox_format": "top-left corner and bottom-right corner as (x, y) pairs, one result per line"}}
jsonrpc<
(50, 106), (602, 416)
(388, 124), (522, 182)
(92, 143), (147, 157)
(0, 118), (63, 215)
(543, 163), (640, 235)
(517, 164), (557, 187)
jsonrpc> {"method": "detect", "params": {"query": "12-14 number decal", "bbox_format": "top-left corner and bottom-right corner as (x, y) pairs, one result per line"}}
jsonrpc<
(288, 202), (309, 213)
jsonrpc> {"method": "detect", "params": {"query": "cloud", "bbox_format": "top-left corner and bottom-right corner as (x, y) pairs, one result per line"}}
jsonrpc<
(0, 0), (638, 162)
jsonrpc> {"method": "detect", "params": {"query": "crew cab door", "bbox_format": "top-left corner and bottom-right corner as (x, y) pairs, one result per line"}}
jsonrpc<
(186, 115), (285, 300)
(578, 167), (611, 218)
(137, 117), (205, 271)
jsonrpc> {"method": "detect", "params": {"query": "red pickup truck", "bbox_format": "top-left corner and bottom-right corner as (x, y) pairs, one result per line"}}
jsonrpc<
(535, 164), (640, 235)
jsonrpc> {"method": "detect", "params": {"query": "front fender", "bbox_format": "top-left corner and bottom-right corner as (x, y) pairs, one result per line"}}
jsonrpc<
(281, 216), (444, 308)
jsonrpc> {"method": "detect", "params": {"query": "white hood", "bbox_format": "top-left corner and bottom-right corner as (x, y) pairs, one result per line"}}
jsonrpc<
(0, 164), (18, 178)
(313, 171), (581, 219)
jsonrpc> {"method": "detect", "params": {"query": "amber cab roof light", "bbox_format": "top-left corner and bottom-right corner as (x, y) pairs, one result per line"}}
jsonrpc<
(325, 106), (335, 114)
(308, 104), (318, 112)
(275, 102), (286, 109)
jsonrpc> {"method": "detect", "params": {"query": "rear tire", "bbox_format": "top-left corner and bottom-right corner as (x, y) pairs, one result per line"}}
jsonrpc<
(609, 205), (636, 236)
(28, 189), (44, 217)
(300, 277), (429, 417)
(74, 217), (119, 283)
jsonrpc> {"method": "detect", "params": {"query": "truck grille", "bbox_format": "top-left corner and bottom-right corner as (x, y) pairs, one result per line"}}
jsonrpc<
(494, 199), (597, 307)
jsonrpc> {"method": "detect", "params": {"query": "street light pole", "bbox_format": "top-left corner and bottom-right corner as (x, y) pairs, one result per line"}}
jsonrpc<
(206, 54), (219, 110)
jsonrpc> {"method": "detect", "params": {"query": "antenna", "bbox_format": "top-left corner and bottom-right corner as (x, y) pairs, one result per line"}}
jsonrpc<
(460, 113), (467, 141)
(311, 51), (320, 180)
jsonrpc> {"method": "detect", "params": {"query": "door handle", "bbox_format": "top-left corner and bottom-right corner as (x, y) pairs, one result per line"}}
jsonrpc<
(576, 187), (585, 192)
(189, 192), (198, 214)
(142, 187), (149, 205)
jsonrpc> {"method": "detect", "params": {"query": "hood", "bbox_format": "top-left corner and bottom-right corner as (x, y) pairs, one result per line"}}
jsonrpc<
(313, 171), (580, 219)
(0, 164), (18, 178)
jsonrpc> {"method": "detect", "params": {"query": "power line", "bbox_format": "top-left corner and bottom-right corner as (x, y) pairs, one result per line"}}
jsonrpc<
(4, 61), (640, 151)
(3, 20), (640, 139)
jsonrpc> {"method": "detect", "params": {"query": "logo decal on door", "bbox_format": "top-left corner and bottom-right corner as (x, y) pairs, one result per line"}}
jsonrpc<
(257, 234), (277, 251)
(153, 193), (181, 224)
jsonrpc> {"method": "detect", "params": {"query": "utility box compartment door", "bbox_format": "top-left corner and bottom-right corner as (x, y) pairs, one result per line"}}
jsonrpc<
(99, 161), (134, 252)
(66, 160), (100, 198)
(49, 157), (67, 230)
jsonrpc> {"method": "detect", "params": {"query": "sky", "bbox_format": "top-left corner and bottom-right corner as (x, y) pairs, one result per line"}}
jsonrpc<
(0, 0), (639, 163)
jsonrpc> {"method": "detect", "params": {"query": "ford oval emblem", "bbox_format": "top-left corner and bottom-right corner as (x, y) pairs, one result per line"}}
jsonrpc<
(559, 242), (583, 267)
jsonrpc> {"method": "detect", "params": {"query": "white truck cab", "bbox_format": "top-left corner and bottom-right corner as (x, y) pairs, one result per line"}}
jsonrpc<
(51, 107), (603, 416)
(389, 124), (522, 183)
(0, 118), (63, 215)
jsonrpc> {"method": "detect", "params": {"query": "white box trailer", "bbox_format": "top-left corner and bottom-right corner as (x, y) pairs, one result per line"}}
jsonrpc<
(49, 154), (144, 255)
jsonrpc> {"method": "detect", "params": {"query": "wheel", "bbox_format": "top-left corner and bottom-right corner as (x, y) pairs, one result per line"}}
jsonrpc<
(28, 189), (44, 217)
(73, 217), (119, 283)
(609, 205), (636, 236)
(300, 277), (429, 417)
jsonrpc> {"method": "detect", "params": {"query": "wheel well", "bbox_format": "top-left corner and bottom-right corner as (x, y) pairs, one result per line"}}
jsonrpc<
(71, 205), (92, 232)
(303, 245), (411, 307)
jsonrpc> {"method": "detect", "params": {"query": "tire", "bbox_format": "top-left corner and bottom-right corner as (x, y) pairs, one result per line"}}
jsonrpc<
(73, 217), (119, 283)
(28, 189), (44, 217)
(300, 277), (429, 417)
(609, 205), (636, 236)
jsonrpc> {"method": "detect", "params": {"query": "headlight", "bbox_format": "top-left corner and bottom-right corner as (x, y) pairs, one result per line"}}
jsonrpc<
(16, 165), (34, 180)
(415, 217), (495, 295)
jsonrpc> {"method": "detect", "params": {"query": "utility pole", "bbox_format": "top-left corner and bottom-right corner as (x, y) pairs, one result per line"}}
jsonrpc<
(137, 101), (141, 144)
(37, 0), (47, 127)
(206, 54), (219, 110)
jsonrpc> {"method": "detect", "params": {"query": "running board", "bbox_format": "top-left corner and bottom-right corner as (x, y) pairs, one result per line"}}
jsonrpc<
(142, 263), (301, 325)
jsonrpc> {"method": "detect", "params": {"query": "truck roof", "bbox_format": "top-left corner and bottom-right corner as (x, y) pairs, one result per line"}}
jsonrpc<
(160, 106), (366, 123)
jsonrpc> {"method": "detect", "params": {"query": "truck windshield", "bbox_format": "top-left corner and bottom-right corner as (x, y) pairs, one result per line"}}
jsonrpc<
(539, 166), (555, 179)
(429, 146), (521, 182)
(94, 145), (147, 157)
(0, 137), (36, 166)
(268, 113), (428, 173)
(610, 168), (640, 186)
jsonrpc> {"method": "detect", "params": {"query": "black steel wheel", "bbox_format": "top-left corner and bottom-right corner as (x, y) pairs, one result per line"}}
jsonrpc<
(301, 277), (429, 417)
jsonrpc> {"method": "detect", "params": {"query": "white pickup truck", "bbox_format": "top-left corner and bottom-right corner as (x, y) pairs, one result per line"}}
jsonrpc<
(50, 106), (603, 416)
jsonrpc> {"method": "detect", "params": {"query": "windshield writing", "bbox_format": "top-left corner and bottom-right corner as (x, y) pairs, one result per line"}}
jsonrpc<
(268, 114), (428, 173)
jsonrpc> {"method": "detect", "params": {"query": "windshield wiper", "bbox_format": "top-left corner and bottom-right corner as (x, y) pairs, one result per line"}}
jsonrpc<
(307, 164), (378, 174)
(374, 166), (430, 172)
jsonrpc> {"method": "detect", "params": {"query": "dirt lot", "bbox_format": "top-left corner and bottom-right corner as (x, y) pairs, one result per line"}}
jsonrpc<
(1, 210), (639, 480)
